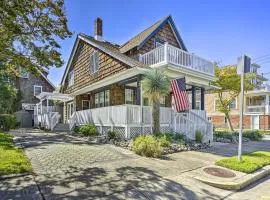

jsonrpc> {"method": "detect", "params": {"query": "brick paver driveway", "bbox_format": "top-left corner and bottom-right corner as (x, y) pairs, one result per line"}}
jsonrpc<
(1, 129), (270, 200)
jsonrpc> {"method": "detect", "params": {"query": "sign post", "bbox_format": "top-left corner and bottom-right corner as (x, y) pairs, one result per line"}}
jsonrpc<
(237, 55), (251, 161)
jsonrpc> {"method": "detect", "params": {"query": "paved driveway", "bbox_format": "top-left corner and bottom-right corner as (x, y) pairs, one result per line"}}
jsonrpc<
(1, 129), (270, 200)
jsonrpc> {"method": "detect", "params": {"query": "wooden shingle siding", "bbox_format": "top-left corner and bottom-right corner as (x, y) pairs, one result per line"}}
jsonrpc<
(127, 22), (181, 59)
(62, 40), (130, 94)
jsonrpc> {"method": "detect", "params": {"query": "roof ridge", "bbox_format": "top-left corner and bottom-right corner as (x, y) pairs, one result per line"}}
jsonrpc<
(120, 15), (170, 48)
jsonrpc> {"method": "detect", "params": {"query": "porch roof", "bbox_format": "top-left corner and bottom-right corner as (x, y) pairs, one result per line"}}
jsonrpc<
(36, 92), (73, 102)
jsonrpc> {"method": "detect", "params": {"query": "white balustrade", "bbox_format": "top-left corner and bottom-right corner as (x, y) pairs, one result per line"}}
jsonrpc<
(140, 44), (214, 76)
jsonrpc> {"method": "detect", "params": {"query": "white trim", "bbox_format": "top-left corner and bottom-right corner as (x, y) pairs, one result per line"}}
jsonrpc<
(68, 69), (75, 87)
(34, 85), (43, 96)
(89, 50), (99, 74)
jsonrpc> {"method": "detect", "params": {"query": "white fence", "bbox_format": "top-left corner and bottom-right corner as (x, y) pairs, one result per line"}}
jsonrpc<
(69, 105), (213, 142)
(35, 112), (59, 131)
(140, 43), (214, 76)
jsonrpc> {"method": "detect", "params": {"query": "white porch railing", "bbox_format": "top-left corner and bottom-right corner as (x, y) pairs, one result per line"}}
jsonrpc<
(140, 43), (214, 76)
(36, 111), (59, 131)
(69, 105), (213, 142)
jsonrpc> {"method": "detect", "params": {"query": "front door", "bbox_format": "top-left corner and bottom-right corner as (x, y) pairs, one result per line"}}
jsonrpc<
(251, 115), (259, 130)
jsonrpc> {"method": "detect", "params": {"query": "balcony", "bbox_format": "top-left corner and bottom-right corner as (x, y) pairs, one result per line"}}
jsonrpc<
(140, 43), (214, 76)
(246, 105), (269, 114)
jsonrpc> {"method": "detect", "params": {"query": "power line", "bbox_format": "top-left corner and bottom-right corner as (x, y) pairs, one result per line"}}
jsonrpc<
(254, 57), (270, 64)
(253, 53), (270, 61)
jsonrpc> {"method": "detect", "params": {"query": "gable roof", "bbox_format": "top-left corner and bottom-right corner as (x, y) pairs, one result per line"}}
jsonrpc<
(120, 15), (187, 53)
(60, 34), (147, 86)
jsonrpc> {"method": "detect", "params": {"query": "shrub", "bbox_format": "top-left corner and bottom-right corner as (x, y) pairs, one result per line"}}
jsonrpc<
(79, 124), (98, 136)
(132, 135), (162, 158)
(154, 132), (173, 142)
(174, 133), (185, 142)
(0, 114), (16, 131)
(73, 126), (80, 133)
(195, 130), (204, 143)
(107, 130), (120, 140)
(158, 135), (171, 147)
(242, 130), (263, 141)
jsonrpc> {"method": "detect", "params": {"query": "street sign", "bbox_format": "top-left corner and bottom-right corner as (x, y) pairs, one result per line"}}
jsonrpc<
(237, 55), (251, 74)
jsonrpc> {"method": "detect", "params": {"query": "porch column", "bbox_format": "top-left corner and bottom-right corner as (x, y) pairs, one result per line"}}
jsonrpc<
(136, 77), (141, 105)
(40, 100), (43, 114)
(201, 88), (205, 110)
(191, 86), (196, 109)
(266, 94), (269, 114)
(63, 102), (66, 124)
(46, 99), (49, 113)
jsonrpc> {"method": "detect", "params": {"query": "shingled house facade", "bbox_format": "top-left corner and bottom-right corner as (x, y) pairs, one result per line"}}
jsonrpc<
(35, 16), (215, 141)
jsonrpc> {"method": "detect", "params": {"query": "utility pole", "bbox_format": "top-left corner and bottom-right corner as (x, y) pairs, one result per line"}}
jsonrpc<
(237, 55), (251, 161)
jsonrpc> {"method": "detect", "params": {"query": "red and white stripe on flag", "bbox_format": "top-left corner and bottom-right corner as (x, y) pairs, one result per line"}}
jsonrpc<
(171, 78), (189, 112)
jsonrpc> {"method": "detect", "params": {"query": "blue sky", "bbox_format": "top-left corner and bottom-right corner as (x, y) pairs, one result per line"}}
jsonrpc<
(48, 0), (270, 86)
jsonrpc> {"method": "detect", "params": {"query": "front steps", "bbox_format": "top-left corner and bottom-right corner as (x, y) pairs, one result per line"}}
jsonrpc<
(53, 123), (70, 132)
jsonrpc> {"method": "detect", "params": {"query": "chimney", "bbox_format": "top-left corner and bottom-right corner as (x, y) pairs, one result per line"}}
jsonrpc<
(94, 17), (103, 41)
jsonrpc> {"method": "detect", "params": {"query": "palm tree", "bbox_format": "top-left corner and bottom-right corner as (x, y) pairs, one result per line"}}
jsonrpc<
(141, 69), (170, 133)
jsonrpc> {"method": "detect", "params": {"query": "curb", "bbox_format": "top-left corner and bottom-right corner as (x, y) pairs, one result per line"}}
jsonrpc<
(0, 172), (32, 180)
(194, 165), (270, 190)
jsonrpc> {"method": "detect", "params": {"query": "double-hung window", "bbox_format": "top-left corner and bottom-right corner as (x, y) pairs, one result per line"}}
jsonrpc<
(160, 96), (166, 107)
(34, 85), (42, 96)
(125, 89), (134, 104)
(68, 70), (74, 87)
(89, 50), (99, 74)
(94, 90), (110, 108)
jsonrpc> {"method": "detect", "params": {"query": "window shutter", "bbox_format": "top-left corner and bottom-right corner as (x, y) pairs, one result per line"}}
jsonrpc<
(89, 53), (94, 74)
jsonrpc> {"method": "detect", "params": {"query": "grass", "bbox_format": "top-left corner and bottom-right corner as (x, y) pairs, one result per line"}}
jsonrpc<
(216, 151), (270, 173)
(0, 131), (32, 175)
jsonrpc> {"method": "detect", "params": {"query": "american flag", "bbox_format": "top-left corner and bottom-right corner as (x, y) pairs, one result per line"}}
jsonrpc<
(171, 77), (189, 112)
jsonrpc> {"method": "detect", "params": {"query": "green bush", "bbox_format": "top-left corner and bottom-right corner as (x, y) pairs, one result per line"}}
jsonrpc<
(158, 135), (171, 147)
(132, 135), (162, 158)
(73, 126), (80, 133)
(195, 130), (204, 143)
(0, 114), (16, 131)
(107, 130), (120, 140)
(242, 130), (263, 141)
(174, 133), (185, 142)
(79, 124), (98, 136)
(154, 132), (173, 142)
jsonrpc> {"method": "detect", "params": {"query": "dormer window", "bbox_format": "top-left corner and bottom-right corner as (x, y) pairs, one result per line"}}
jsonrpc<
(89, 50), (99, 74)
(68, 69), (74, 87)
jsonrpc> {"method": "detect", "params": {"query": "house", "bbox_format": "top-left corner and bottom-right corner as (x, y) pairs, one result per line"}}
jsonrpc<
(35, 15), (216, 142)
(205, 64), (269, 130)
(2, 67), (55, 127)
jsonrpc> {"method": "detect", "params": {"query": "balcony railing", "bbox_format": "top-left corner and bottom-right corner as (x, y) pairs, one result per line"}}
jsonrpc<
(140, 43), (214, 76)
(246, 105), (269, 113)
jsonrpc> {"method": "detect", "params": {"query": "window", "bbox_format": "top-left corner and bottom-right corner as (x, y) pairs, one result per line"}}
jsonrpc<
(160, 96), (166, 107)
(82, 100), (90, 110)
(214, 99), (221, 111)
(34, 85), (42, 96)
(68, 70), (74, 87)
(208, 117), (212, 121)
(155, 38), (164, 48)
(94, 90), (110, 108)
(99, 91), (105, 107)
(229, 98), (237, 109)
(19, 67), (29, 78)
(105, 90), (110, 106)
(125, 89), (134, 104)
(89, 50), (99, 74)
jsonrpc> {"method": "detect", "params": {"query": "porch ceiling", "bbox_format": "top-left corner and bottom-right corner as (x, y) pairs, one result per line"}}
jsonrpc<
(36, 92), (73, 102)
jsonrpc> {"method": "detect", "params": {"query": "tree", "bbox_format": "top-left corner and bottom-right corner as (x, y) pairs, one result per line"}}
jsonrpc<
(212, 65), (255, 131)
(0, 82), (18, 114)
(141, 69), (170, 133)
(0, 0), (72, 76)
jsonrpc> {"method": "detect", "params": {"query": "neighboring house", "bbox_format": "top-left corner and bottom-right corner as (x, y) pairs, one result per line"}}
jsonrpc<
(35, 15), (216, 141)
(3, 67), (55, 127)
(205, 64), (269, 130)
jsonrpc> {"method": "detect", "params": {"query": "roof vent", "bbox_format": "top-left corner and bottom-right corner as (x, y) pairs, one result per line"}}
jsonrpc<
(94, 17), (103, 41)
